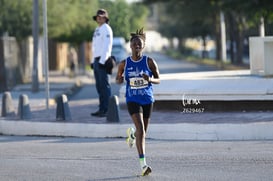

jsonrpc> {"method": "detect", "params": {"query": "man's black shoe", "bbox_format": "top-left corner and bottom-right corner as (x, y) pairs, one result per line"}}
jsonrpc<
(91, 111), (107, 117)
(91, 111), (100, 116)
(97, 112), (107, 117)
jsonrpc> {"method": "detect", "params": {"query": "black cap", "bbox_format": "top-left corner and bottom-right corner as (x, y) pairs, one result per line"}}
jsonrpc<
(93, 9), (109, 23)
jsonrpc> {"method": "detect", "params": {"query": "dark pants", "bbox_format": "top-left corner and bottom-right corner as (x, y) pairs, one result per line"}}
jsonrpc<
(93, 58), (111, 113)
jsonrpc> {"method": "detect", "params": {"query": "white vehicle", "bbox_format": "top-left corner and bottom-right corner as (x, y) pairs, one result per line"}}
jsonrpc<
(112, 37), (128, 63)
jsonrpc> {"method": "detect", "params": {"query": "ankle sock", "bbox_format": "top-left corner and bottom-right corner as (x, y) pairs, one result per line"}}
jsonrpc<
(139, 154), (147, 168)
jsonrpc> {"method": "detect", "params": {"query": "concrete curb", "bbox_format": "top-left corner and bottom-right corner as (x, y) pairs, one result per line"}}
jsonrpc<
(1, 120), (273, 140)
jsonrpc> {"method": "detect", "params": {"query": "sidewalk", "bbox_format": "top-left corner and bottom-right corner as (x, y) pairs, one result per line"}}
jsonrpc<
(1, 70), (273, 140)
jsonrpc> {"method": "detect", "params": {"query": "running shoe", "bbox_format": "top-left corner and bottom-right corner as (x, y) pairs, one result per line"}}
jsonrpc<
(126, 127), (135, 148)
(142, 165), (152, 176)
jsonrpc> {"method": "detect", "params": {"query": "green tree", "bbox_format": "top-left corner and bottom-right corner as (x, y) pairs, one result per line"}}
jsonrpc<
(129, 2), (149, 37)
(222, 0), (273, 64)
(47, 0), (99, 43)
(99, 0), (148, 41)
(0, 0), (33, 89)
(99, 0), (130, 38)
(144, 0), (273, 64)
(0, 0), (32, 40)
(145, 0), (216, 56)
(0, 0), (148, 43)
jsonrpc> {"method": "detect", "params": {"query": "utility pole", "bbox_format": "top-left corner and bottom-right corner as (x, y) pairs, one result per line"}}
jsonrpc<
(43, 0), (50, 110)
(32, 0), (39, 92)
(220, 11), (227, 62)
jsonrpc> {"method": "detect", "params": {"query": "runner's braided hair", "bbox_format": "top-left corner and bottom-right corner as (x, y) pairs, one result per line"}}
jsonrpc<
(130, 27), (146, 42)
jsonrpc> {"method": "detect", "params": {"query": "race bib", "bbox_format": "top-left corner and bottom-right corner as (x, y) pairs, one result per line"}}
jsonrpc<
(129, 77), (148, 89)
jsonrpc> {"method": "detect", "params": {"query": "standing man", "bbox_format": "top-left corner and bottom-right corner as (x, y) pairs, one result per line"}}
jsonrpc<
(91, 9), (113, 117)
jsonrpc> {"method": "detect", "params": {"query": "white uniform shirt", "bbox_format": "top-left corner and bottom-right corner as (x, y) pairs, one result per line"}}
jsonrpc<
(91, 23), (113, 64)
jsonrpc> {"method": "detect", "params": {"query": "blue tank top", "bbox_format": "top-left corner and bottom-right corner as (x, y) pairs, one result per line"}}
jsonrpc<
(124, 55), (154, 104)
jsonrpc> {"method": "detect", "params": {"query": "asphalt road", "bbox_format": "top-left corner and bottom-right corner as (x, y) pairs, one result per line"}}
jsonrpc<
(147, 52), (218, 74)
(70, 52), (218, 101)
(0, 136), (273, 181)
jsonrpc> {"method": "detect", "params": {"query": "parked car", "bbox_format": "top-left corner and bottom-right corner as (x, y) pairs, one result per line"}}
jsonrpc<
(112, 37), (128, 63)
